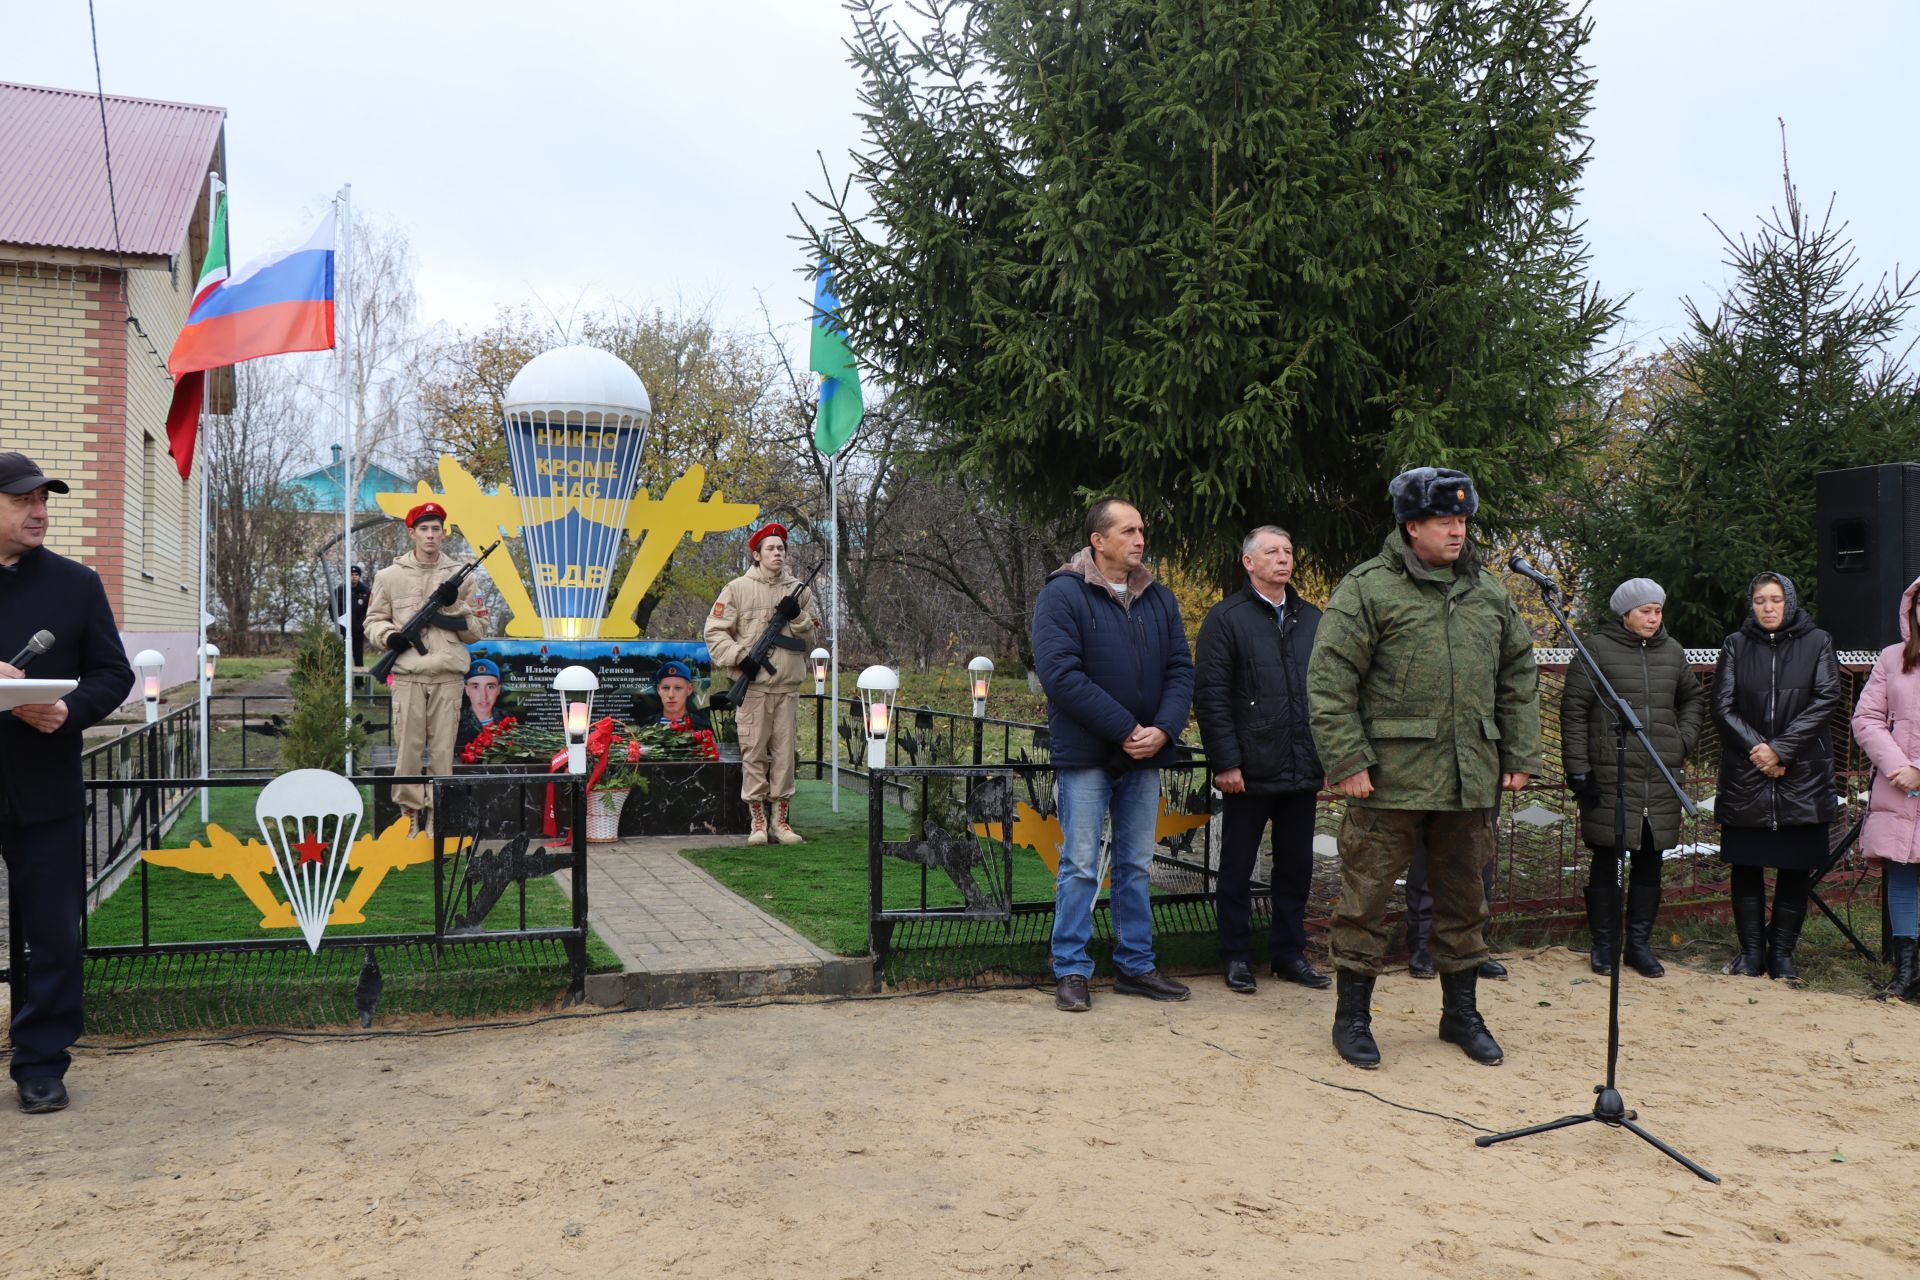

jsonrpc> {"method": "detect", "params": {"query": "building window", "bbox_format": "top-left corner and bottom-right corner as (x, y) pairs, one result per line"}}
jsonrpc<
(141, 432), (155, 576)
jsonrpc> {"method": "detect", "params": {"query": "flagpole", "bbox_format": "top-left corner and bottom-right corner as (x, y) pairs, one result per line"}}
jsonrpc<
(829, 449), (839, 813)
(337, 183), (354, 776)
(197, 172), (222, 821)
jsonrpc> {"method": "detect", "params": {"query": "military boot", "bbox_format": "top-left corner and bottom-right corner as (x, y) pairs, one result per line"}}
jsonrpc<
(746, 803), (769, 847)
(1585, 881), (1618, 975)
(1623, 880), (1666, 978)
(1331, 970), (1380, 1069)
(1877, 937), (1917, 1001)
(1724, 884), (1767, 976)
(1438, 968), (1503, 1065)
(771, 798), (804, 845)
(1768, 896), (1807, 985)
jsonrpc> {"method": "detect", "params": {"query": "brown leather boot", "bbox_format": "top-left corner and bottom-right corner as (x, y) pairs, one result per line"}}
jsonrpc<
(746, 803), (769, 846)
(772, 798), (804, 845)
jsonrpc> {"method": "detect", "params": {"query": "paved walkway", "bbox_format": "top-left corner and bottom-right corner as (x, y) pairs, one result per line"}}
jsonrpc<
(565, 834), (870, 1009)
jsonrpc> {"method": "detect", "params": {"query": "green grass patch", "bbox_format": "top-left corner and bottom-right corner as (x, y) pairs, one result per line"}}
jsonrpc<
(209, 655), (294, 684)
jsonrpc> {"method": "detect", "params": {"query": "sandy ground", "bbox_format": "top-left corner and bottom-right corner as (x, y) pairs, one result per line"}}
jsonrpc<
(4, 950), (1918, 1279)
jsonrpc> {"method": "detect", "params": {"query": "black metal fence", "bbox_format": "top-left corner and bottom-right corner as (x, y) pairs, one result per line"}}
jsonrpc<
(6, 772), (590, 1034)
(80, 704), (200, 901)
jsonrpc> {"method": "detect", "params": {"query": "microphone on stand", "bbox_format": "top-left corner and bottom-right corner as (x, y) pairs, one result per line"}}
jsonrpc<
(1507, 556), (1559, 595)
(7, 630), (54, 669)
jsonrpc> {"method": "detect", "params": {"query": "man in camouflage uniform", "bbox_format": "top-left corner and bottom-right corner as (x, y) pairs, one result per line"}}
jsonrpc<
(1306, 468), (1541, 1070)
(703, 523), (821, 846)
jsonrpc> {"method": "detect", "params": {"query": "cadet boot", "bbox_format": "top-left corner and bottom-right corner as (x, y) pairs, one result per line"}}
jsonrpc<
(1331, 970), (1380, 1069)
(1877, 937), (1917, 1001)
(1724, 885), (1767, 976)
(1406, 944), (1436, 979)
(1585, 881), (1619, 975)
(1768, 897), (1807, 985)
(771, 799), (804, 845)
(1437, 968), (1504, 1065)
(1623, 881), (1666, 978)
(746, 803), (769, 847)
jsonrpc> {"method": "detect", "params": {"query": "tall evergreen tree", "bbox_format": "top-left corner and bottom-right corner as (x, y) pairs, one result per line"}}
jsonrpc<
(1562, 153), (1920, 641)
(800, 0), (1619, 578)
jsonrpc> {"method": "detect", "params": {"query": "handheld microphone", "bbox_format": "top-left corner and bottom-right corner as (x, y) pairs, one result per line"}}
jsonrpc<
(7, 630), (54, 669)
(1507, 556), (1559, 595)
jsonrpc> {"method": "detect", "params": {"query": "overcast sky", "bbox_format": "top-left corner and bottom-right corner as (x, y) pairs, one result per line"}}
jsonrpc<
(13, 0), (1919, 362)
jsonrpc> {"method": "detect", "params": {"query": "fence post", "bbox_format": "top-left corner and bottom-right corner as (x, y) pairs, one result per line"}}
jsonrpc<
(569, 778), (588, 1003)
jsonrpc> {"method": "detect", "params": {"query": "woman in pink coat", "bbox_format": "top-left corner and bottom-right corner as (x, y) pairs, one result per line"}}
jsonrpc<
(1850, 575), (1920, 1000)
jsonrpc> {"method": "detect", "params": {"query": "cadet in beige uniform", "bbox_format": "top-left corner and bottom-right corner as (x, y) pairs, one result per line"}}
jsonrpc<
(702, 523), (821, 845)
(364, 502), (483, 827)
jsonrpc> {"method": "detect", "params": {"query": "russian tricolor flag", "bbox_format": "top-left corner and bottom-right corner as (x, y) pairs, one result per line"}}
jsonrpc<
(165, 207), (337, 477)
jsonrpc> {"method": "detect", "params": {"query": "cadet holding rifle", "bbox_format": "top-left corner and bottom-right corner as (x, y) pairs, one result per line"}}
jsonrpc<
(703, 523), (821, 846)
(365, 502), (486, 832)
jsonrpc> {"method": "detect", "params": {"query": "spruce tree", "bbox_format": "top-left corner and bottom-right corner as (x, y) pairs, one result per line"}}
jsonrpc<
(279, 620), (366, 772)
(801, 0), (1619, 578)
(1562, 153), (1920, 641)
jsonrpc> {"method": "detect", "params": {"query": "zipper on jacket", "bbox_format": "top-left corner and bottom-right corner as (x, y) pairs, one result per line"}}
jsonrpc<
(1767, 636), (1779, 831)
(1640, 638), (1652, 820)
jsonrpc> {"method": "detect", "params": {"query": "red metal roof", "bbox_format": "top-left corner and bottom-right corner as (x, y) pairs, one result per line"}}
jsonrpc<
(0, 81), (224, 257)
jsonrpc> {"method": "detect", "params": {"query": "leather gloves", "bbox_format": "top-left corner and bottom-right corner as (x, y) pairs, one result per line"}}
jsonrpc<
(1567, 772), (1601, 809)
(774, 594), (801, 620)
(430, 580), (460, 608)
(384, 632), (412, 652)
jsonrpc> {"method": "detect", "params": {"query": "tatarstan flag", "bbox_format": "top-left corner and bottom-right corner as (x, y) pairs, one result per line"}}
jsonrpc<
(810, 264), (863, 456)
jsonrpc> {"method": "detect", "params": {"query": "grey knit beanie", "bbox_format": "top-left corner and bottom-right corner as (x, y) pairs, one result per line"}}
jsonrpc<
(1609, 577), (1666, 616)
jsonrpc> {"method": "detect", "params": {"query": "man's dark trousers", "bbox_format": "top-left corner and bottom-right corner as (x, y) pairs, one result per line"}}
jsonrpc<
(1404, 834), (1497, 955)
(1218, 789), (1317, 965)
(2, 805), (85, 1083)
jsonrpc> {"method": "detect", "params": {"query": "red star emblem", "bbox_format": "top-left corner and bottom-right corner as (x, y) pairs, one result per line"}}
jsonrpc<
(294, 834), (328, 866)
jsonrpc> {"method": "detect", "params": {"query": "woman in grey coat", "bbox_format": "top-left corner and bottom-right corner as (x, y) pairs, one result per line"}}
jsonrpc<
(1561, 579), (1706, 977)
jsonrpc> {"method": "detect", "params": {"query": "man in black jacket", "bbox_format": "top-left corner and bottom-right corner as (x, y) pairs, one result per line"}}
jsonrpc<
(0, 452), (134, 1114)
(1194, 526), (1330, 993)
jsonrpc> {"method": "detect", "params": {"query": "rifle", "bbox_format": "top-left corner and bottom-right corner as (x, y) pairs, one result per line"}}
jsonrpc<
(369, 541), (501, 683)
(719, 558), (823, 709)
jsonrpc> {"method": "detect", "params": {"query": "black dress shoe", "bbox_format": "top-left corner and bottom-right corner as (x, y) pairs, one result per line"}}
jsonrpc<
(1223, 960), (1257, 993)
(1272, 955), (1333, 989)
(1477, 958), (1509, 981)
(1113, 969), (1191, 1001)
(17, 1077), (68, 1114)
(1054, 975), (1091, 1012)
(1407, 945), (1437, 979)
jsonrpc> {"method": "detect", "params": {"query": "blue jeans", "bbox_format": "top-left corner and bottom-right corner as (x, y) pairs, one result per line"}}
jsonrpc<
(1051, 767), (1160, 979)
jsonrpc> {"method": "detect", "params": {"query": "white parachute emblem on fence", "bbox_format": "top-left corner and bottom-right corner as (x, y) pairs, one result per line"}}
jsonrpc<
(256, 769), (365, 954)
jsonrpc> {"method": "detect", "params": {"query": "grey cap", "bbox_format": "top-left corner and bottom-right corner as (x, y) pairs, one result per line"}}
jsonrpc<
(1609, 577), (1666, 616)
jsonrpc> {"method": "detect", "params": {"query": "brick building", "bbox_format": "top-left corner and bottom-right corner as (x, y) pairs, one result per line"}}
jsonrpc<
(0, 81), (227, 695)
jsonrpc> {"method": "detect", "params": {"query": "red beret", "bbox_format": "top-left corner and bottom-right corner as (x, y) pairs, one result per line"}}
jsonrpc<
(406, 501), (448, 528)
(748, 523), (787, 552)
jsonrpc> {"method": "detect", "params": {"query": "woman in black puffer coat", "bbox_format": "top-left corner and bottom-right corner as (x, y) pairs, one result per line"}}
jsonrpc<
(1712, 571), (1842, 983)
(1562, 578), (1706, 978)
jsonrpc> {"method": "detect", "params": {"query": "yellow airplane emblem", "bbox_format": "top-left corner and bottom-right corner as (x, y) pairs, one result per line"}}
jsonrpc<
(973, 797), (1212, 886)
(141, 818), (437, 929)
(375, 457), (759, 639)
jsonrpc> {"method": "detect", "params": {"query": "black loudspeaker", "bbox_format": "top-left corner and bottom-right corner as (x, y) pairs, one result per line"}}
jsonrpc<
(1815, 463), (1920, 650)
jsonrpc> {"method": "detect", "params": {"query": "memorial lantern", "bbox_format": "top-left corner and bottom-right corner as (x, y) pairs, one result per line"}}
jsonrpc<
(502, 346), (653, 641)
(855, 665), (898, 770)
(967, 655), (994, 718)
(134, 649), (165, 723)
(553, 665), (599, 774)
(200, 642), (220, 685)
(810, 647), (831, 696)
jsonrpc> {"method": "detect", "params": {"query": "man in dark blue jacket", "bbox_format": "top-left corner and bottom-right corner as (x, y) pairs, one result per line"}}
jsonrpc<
(1031, 497), (1194, 1012)
(1193, 526), (1329, 994)
(0, 452), (134, 1113)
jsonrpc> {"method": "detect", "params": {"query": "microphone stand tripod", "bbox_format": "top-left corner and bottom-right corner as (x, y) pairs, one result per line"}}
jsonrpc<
(1475, 578), (1719, 1183)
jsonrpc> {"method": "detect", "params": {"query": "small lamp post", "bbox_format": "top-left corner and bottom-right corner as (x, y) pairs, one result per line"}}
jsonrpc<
(200, 642), (220, 686)
(967, 655), (994, 719)
(553, 665), (599, 774)
(809, 647), (832, 780)
(810, 647), (831, 696)
(855, 665), (898, 771)
(134, 649), (165, 724)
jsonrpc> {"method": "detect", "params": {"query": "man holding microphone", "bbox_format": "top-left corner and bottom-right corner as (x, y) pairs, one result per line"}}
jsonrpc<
(0, 452), (134, 1114)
